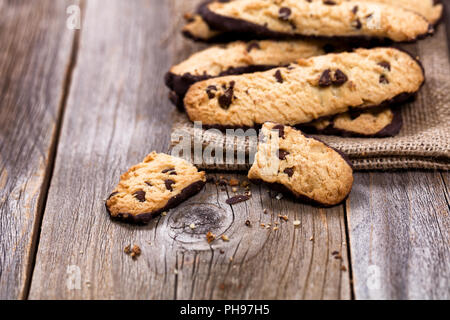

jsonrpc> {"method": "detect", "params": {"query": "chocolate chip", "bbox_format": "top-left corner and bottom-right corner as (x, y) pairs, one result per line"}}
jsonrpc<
(365, 13), (373, 19)
(246, 41), (260, 52)
(323, 0), (336, 5)
(278, 7), (292, 21)
(133, 190), (146, 202)
(332, 69), (348, 86)
(353, 18), (362, 29)
(319, 69), (332, 87)
(145, 181), (152, 187)
(352, 5), (358, 14)
(379, 75), (389, 84)
(278, 150), (290, 160)
(378, 61), (391, 71)
(272, 124), (285, 139)
(169, 171), (177, 175)
(206, 85), (217, 99)
(165, 179), (175, 192)
(162, 168), (175, 173)
(218, 81), (235, 110)
(226, 195), (250, 205)
(283, 167), (294, 177)
(274, 70), (283, 83)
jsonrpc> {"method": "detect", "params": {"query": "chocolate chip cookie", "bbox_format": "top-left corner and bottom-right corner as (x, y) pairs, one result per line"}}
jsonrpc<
(184, 47), (424, 128)
(248, 122), (354, 206)
(200, 0), (432, 42)
(165, 39), (324, 105)
(106, 152), (206, 224)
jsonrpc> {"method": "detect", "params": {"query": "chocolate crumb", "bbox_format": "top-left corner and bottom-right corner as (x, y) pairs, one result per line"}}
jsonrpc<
(124, 245), (131, 254)
(226, 195), (250, 205)
(378, 61), (391, 71)
(133, 190), (146, 202)
(272, 124), (285, 138)
(278, 149), (290, 160)
(274, 70), (283, 83)
(284, 167), (294, 177)
(278, 7), (292, 21)
(332, 69), (348, 86)
(218, 81), (235, 109)
(319, 69), (332, 87)
(246, 41), (260, 52)
(353, 18), (362, 29)
(206, 85), (217, 99)
(245, 220), (251, 227)
(379, 75), (389, 84)
(164, 179), (175, 192)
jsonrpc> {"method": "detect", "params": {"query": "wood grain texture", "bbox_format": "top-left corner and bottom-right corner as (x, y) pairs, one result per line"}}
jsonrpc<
(0, 0), (76, 299)
(28, 0), (350, 299)
(347, 171), (450, 300)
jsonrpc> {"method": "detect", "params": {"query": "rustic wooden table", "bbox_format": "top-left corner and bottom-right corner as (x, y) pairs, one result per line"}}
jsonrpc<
(0, 0), (449, 300)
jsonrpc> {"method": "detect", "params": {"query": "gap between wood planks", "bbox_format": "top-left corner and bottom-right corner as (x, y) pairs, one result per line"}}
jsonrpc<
(22, 0), (85, 300)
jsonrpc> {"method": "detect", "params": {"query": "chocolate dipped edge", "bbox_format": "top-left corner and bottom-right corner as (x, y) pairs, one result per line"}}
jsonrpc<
(105, 180), (206, 225)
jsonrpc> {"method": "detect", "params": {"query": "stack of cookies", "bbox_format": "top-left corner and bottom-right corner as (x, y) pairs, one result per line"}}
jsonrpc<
(106, 0), (442, 223)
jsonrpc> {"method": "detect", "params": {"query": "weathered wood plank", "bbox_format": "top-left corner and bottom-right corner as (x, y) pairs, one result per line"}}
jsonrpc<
(347, 171), (450, 300)
(28, 0), (350, 299)
(0, 0), (76, 299)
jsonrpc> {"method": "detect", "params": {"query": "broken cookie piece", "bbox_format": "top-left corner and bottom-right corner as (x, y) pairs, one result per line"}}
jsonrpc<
(248, 123), (354, 206)
(106, 152), (206, 224)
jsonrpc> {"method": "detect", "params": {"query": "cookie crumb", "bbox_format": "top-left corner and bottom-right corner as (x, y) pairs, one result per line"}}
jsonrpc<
(263, 209), (268, 214)
(341, 265), (347, 272)
(241, 181), (250, 188)
(245, 220), (251, 227)
(124, 245), (131, 254)
(293, 220), (301, 227)
(206, 231), (216, 243)
(220, 249), (225, 254)
(162, 211), (167, 216)
(229, 178), (239, 186)
(232, 187), (238, 193)
(260, 223), (265, 228)
(310, 236), (314, 241)
(129, 245), (141, 259)
(189, 223), (196, 230)
(279, 214), (289, 222)
(229, 257), (234, 262)
(276, 193), (283, 200)
(221, 235), (230, 242)
(273, 226), (279, 231)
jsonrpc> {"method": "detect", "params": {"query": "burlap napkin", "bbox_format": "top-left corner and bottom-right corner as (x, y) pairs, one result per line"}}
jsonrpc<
(170, 27), (450, 171)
